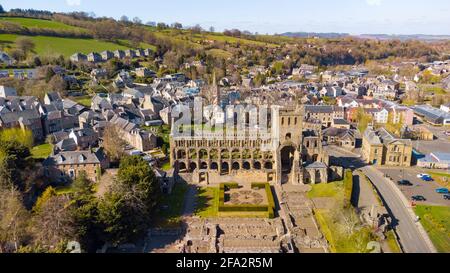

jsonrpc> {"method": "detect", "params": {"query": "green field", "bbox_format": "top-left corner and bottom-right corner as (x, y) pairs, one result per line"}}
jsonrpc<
(0, 34), (130, 57)
(0, 16), (85, 32)
(415, 205), (450, 253)
(307, 180), (344, 199)
(153, 182), (189, 228)
(31, 143), (52, 159)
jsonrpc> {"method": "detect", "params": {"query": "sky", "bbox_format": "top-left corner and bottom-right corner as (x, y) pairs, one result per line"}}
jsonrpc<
(1, 0), (450, 35)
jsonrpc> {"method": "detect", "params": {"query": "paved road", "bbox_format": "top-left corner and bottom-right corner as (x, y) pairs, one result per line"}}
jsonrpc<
(361, 166), (435, 253)
(326, 146), (436, 253)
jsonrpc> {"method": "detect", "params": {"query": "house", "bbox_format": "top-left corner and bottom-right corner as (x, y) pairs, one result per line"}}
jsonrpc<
(43, 149), (109, 183)
(0, 86), (17, 98)
(69, 128), (99, 149)
(367, 108), (389, 124)
(87, 52), (102, 63)
(44, 92), (62, 105)
(113, 50), (126, 59)
(320, 86), (343, 97)
(135, 67), (156, 78)
(331, 119), (351, 129)
(323, 127), (356, 149)
(42, 110), (78, 135)
(134, 49), (145, 57)
(0, 108), (44, 141)
(0, 51), (13, 65)
(124, 49), (136, 58)
(100, 50), (114, 61)
(90, 68), (108, 80)
(143, 48), (153, 57)
(304, 105), (345, 127)
(109, 115), (157, 152)
(70, 53), (87, 63)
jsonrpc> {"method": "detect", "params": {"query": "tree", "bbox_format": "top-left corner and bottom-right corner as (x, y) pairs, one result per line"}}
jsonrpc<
(172, 22), (183, 29)
(98, 156), (158, 244)
(15, 37), (35, 56)
(209, 26), (215, 33)
(31, 194), (74, 252)
(0, 128), (34, 148)
(0, 185), (31, 253)
(0, 5), (5, 14)
(120, 15), (129, 23)
(0, 140), (31, 189)
(32, 187), (57, 213)
(102, 124), (126, 163)
(132, 17), (142, 25)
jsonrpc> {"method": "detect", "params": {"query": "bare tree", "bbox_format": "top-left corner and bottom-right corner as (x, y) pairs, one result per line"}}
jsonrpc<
(0, 185), (31, 253)
(102, 124), (126, 162)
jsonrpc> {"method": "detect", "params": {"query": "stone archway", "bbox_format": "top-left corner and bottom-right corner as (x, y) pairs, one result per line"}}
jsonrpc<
(200, 161), (208, 170)
(179, 162), (187, 171)
(189, 162), (197, 171)
(243, 161), (251, 170)
(221, 162), (229, 174)
(264, 161), (273, 170)
(232, 162), (240, 170)
(254, 161), (262, 170)
(177, 149), (186, 159)
(211, 162), (218, 170)
(280, 145), (296, 174)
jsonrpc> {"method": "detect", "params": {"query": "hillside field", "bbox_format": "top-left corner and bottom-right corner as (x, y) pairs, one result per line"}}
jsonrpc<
(0, 34), (132, 57)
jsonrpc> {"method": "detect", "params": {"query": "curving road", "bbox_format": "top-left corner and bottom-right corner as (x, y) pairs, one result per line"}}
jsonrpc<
(326, 145), (436, 253)
(361, 166), (435, 253)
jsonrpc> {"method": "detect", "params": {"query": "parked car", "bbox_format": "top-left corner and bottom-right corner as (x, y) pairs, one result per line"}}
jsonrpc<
(417, 173), (430, 178)
(421, 176), (433, 182)
(436, 188), (450, 194)
(444, 194), (450, 200)
(412, 195), (426, 201)
(398, 180), (413, 186)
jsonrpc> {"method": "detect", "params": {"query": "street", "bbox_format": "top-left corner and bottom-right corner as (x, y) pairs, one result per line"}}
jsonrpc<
(327, 145), (437, 253)
(362, 166), (436, 253)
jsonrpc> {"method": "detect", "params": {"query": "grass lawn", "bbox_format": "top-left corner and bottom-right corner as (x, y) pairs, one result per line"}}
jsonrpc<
(385, 230), (402, 253)
(195, 187), (220, 218)
(72, 96), (92, 107)
(153, 182), (188, 228)
(31, 143), (52, 159)
(0, 34), (130, 58)
(415, 205), (450, 253)
(0, 16), (86, 32)
(54, 185), (75, 195)
(307, 180), (344, 199)
(428, 172), (450, 189)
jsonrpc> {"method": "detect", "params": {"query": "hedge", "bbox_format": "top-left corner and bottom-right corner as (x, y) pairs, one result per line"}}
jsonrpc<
(343, 170), (354, 208)
(217, 182), (276, 218)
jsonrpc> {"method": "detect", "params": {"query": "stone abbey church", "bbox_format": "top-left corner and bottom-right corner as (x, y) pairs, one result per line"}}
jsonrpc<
(169, 103), (343, 186)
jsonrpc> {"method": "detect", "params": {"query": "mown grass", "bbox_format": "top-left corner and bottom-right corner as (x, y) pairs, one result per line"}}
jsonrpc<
(307, 180), (344, 199)
(195, 187), (220, 218)
(153, 182), (189, 228)
(72, 96), (92, 107)
(31, 143), (52, 159)
(0, 16), (85, 32)
(0, 34), (130, 57)
(428, 172), (450, 189)
(415, 205), (450, 253)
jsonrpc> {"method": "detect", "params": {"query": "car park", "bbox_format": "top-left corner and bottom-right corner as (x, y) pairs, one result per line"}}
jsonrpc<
(444, 194), (450, 200)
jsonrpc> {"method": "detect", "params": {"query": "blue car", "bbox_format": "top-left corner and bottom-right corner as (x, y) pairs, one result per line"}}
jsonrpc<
(436, 188), (449, 194)
(421, 176), (433, 182)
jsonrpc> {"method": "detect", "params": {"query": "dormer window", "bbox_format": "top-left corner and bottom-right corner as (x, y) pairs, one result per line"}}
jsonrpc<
(78, 155), (86, 163)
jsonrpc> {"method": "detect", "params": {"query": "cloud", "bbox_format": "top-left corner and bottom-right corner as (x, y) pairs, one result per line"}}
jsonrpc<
(66, 0), (81, 6)
(366, 0), (382, 6)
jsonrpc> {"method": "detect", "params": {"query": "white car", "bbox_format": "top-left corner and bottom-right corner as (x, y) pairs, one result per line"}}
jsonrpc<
(417, 173), (430, 178)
